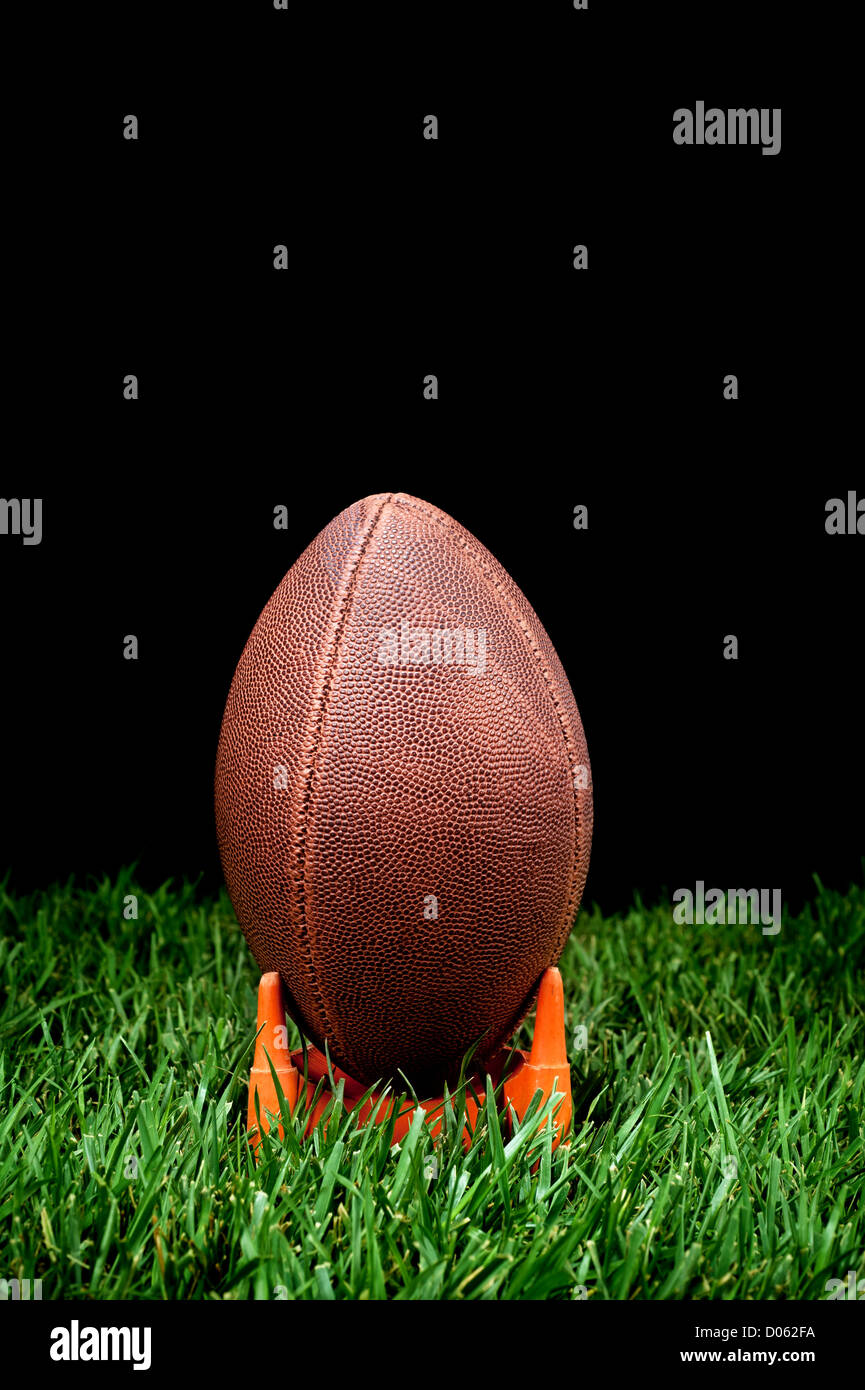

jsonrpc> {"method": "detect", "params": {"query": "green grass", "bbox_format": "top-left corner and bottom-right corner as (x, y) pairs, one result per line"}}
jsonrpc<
(1, 869), (863, 1300)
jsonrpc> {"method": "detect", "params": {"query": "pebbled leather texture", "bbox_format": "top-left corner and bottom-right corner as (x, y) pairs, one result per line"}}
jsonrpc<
(215, 493), (592, 1087)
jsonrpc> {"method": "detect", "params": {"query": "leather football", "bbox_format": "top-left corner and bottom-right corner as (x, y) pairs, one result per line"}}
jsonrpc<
(215, 493), (592, 1087)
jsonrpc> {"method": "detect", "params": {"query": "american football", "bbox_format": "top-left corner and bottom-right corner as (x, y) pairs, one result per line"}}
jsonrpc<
(215, 493), (592, 1086)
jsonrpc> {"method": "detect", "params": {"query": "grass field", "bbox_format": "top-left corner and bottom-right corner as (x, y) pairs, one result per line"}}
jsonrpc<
(1, 870), (863, 1300)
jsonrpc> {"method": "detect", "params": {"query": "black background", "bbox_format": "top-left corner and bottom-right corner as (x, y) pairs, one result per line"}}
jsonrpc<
(3, 4), (860, 916)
